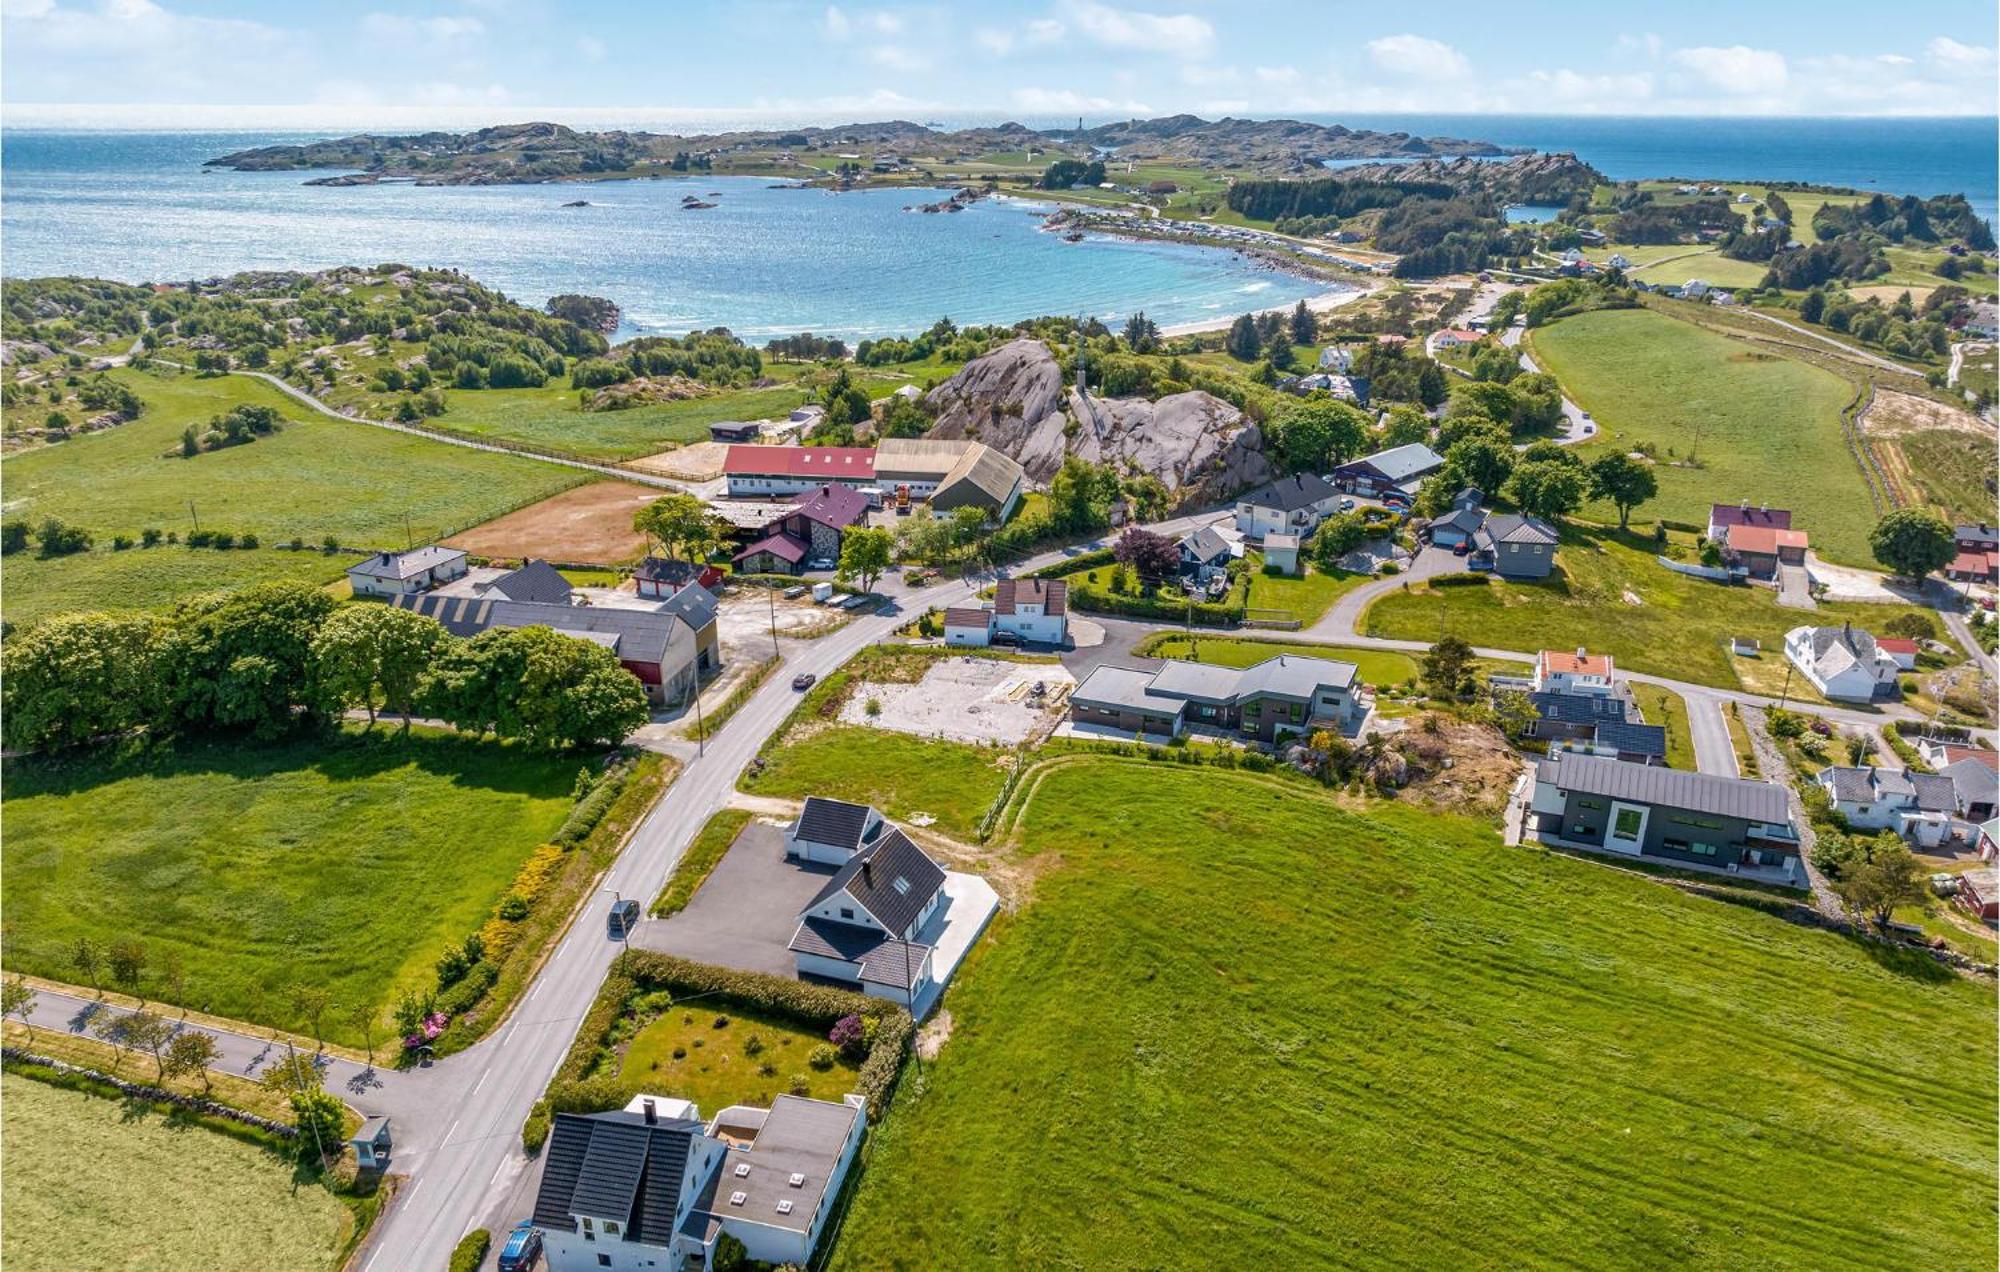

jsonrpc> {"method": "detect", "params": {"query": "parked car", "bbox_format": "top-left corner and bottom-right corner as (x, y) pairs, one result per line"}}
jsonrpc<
(1452, 541), (1472, 556)
(807, 557), (836, 571)
(792, 672), (817, 691)
(1338, 497), (1356, 511)
(782, 584), (808, 599)
(497, 1223), (543, 1272)
(606, 898), (640, 940)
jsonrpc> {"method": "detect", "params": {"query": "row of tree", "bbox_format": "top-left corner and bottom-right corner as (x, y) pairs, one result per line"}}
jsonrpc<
(2, 581), (649, 754)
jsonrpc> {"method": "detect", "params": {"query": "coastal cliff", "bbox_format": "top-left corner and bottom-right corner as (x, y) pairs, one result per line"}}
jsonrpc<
(923, 338), (1279, 508)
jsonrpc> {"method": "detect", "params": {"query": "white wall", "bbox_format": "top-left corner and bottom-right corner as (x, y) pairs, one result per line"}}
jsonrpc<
(995, 610), (1064, 645)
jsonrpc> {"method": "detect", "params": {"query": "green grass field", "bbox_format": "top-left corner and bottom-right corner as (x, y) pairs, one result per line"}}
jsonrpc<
(1363, 526), (1939, 691)
(602, 1002), (860, 1112)
(1628, 681), (1697, 770)
(741, 727), (1007, 841)
(1, 727), (582, 1045)
(652, 808), (753, 916)
(1528, 308), (1877, 563)
(1135, 633), (1421, 687)
(1242, 556), (1370, 626)
(1896, 429), (1998, 525)
(829, 760), (1996, 1271)
(2, 1073), (351, 1271)
(1, 367), (583, 623)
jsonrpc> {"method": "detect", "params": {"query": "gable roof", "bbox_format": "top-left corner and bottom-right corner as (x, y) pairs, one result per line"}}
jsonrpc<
(1480, 513), (1560, 547)
(1955, 523), (1998, 547)
(1341, 443), (1444, 483)
(1539, 649), (1611, 677)
(788, 918), (931, 989)
(1178, 525), (1232, 564)
(391, 592), (711, 664)
(1940, 757), (2000, 810)
(1874, 637), (1920, 655)
(995, 577), (1066, 616)
(935, 443), (1025, 509)
(789, 483), (872, 531)
(349, 545), (466, 581)
(533, 1110), (701, 1240)
(1794, 624), (1886, 668)
(489, 559), (574, 605)
(1727, 526), (1809, 556)
(1710, 504), (1792, 531)
(1538, 750), (1790, 823)
(795, 797), (880, 852)
(1432, 506), (1486, 535)
(733, 531), (809, 565)
(942, 606), (991, 629)
(1239, 473), (1336, 513)
(804, 827), (945, 935)
(635, 557), (710, 587)
(724, 445), (876, 480)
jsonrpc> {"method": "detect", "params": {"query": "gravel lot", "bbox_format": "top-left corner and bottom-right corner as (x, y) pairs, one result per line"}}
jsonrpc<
(840, 656), (1074, 745)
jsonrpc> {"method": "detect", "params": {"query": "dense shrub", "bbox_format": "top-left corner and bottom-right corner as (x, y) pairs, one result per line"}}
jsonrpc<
(449, 1230), (491, 1272)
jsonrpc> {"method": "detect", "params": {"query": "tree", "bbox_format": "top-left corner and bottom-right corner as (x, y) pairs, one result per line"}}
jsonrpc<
(1586, 453), (1658, 530)
(818, 365), (872, 431)
(1112, 527), (1178, 584)
(3, 977), (38, 1043)
(1046, 456), (1121, 535)
(310, 604), (443, 727)
(124, 1009), (174, 1081)
(107, 938), (148, 1001)
(1869, 509), (1955, 581)
(1379, 405), (1433, 448)
(1833, 840), (1927, 928)
(713, 1232), (750, 1272)
(1798, 288), (1826, 324)
(348, 1003), (381, 1066)
(93, 1011), (139, 1071)
(1308, 512), (1369, 568)
(1122, 311), (1160, 354)
(836, 526), (894, 594)
(1289, 299), (1318, 347)
(71, 937), (104, 995)
(155, 581), (338, 739)
(633, 494), (721, 565)
(1421, 635), (1474, 699)
(290, 984), (332, 1049)
(164, 1030), (221, 1096)
(1, 519), (30, 555)
(1507, 459), (1588, 522)
(290, 1088), (346, 1166)
(1882, 612), (1938, 641)
(34, 516), (91, 557)
(1275, 398), (1369, 472)
(1442, 429), (1516, 497)
(0, 611), (164, 752)
(1225, 313), (1261, 362)
(478, 626), (651, 749)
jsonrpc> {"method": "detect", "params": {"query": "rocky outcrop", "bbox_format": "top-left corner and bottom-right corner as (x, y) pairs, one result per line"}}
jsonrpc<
(923, 339), (1279, 508)
(584, 375), (709, 412)
(1331, 152), (1604, 204)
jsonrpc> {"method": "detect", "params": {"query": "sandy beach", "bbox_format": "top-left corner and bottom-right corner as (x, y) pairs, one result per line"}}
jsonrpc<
(1159, 282), (1379, 338)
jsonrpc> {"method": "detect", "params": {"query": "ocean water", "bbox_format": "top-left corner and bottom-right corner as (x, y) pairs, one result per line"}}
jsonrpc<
(3, 116), (1993, 341)
(0, 130), (1326, 342)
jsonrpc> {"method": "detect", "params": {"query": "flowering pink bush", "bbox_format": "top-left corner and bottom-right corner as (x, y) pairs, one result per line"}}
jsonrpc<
(829, 1014), (866, 1061)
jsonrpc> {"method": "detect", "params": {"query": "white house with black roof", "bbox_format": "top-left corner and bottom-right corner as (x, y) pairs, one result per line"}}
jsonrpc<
(789, 826), (948, 1008)
(1233, 473), (1341, 540)
(786, 796), (888, 865)
(530, 1091), (863, 1271)
(345, 545), (468, 598)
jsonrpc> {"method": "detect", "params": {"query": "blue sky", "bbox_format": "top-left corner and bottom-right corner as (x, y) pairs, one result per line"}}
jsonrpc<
(3, 0), (1996, 123)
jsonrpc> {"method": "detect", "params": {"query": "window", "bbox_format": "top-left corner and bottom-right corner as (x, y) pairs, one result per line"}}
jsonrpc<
(1611, 808), (1644, 841)
(582, 1218), (594, 1232)
(1577, 798), (1604, 811)
(1670, 814), (1725, 831)
(605, 1222), (620, 1236)
(839, 907), (854, 920)
(1688, 843), (1718, 857)
(598, 1256), (612, 1269)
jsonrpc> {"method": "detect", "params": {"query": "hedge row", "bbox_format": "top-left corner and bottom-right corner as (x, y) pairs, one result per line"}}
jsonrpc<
(1028, 547), (1116, 579)
(1428, 572), (1492, 588)
(1066, 585), (1242, 626)
(449, 1230), (491, 1272)
(523, 952), (913, 1152)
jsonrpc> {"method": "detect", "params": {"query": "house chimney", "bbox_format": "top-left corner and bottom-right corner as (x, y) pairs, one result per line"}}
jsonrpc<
(861, 858), (873, 888)
(1576, 646), (1587, 660)
(642, 1098), (657, 1125)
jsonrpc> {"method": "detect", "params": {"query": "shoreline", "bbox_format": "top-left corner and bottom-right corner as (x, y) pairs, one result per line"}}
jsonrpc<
(1158, 283), (1377, 338)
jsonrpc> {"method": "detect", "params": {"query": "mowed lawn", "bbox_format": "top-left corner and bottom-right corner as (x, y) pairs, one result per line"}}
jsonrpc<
(2, 1074), (350, 1271)
(1364, 526), (1939, 691)
(1, 367), (582, 622)
(742, 726), (1009, 841)
(830, 761), (1996, 1271)
(1, 727), (580, 1045)
(1528, 308), (1876, 564)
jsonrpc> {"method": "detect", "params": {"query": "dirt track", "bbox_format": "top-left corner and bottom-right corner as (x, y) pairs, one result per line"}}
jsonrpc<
(442, 480), (662, 563)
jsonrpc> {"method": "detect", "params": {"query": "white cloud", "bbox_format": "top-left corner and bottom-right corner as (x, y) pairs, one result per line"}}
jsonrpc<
(1071, 2), (1212, 59)
(1876, 53), (1913, 66)
(820, 5), (903, 41)
(820, 5), (850, 39)
(3, 0), (297, 100)
(1011, 85), (1152, 115)
(359, 12), (485, 41)
(1253, 65), (1300, 86)
(1367, 34), (1468, 79)
(975, 18), (1062, 56)
(575, 34), (606, 62)
(1614, 32), (1663, 58)
(869, 44), (928, 72)
(1928, 36), (1994, 67)
(1512, 68), (1654, 109)
(1672, 45), (1787, 94)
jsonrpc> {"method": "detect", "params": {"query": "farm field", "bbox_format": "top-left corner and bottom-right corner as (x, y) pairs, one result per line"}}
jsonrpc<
(742, 726), (1008, 841)
(2, 1073), (351, 1272)
(442, 479), (663, 564)
(0, 727), (582, 1046)
(830, 759), (1995, 1271)
(0, 367), (582, 622)
(1363, 526), (1939, 691)
(1624, 248), (1771, 290)
(1527, 307), (1876, 563)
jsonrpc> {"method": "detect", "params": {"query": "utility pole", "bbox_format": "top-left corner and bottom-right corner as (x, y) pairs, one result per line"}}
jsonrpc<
(691, 673), (706, 757)
(1777, 660), (1793, 710)
(768, 583), (781, 660)
(403, 511), (413, 551)
(187, 500), (200, 535)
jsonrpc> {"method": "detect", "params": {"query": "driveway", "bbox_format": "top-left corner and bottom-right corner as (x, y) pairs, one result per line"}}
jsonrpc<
(1776, 564), (1815, 610)
(628, 820), (831, 977)
(1682, 692), (1739, 777)
(1305, 545), (1459, 639)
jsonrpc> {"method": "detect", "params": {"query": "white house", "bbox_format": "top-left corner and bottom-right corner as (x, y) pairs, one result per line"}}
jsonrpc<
(1317, 345), (1354, 373)
(531, 1091), (864, 1272)
(1815, 766), (1958, 848)
(1234, 473), (1341, 540)
(786, 796), (888, 865)
(789, 826), (947, 1008)
(346, 545), (467, 598)
(936, 578), (1068, 648)
(1534, 648), (1616, 697)
(1607, 253), (1632, 270)
(1784, 624), (1901, 702)
(941, 606), (993, 647)
(1681, 279), (1713, 299)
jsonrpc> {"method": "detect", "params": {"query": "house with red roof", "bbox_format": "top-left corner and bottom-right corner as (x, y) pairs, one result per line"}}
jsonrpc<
(1874, 637), (1920, 670)
(1706, 502), (1791, 545)
(732, 484), (872, 576)
(723, 445), (877, 498)
(1725, 525), (1810, 579)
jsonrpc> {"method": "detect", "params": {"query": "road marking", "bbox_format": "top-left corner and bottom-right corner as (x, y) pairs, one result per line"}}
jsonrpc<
(444, 1117), (462, 1144)
(470, 1068), (490, 1098)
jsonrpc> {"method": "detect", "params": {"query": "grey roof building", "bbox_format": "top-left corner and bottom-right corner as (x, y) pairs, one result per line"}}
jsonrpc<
(790, 825), (948, 1006)
(1529, 751), (1802, 885)
(1473, 513), (1560, 579)
(1070, 654), (1365, 744)
(487, 558), (575, 605)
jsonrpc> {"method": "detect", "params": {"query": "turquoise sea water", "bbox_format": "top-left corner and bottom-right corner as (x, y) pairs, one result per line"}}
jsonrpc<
(3, 116), (1993, 341)
(0, 130), (1326, 341)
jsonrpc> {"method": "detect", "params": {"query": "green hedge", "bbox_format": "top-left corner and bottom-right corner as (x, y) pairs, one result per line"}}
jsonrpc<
(553, 760), (634, 847)
(449, 1230), (491, 1272)
(1067, 585), (1242, 626)
(1028, 547), (1116, 579)
(1428, 572), (1492, 588)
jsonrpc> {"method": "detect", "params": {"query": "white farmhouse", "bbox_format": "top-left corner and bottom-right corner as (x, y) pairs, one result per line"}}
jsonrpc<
(1784, 624), (1902, 702)
(346, 546), (467, 598)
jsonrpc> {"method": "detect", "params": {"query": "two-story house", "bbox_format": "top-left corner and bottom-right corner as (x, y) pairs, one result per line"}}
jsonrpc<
(789, 827), (948, 1008)
(1784, 623), (1902, 702)
(732, 484), (872, 576)
(938, 578), (1070, 648)
(1533, 648), (1615, 696)
(1068, 654), (1367, 744)
(1814, 766), (1960, 848)
(1234, 474), (1340, 541)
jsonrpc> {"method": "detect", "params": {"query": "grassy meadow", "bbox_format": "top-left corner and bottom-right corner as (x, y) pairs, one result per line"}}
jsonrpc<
(1527, 307), (1876, 563)
(1, 366), (583, 623)
(2, 1073), (352, 1272)
(828, 759), (1997, 1271)
(600, 1002), (860, 1113)
(742, 727), (1008, 841)
(0, 727), (582, 1046)
(1363, 525), (1940, 691)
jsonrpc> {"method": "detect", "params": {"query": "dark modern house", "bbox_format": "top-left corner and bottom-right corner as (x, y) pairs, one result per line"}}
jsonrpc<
(1330, 442), (1444, 500)
(1069, 654), (1367, 743)
(1527, 691), (1667, 766)
(1527, 751), (1803, 886)
(1471, 513), (1560, 579)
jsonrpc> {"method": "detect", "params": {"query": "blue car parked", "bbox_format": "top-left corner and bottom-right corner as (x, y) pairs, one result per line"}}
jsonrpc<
(497, 1223), (542, 1272)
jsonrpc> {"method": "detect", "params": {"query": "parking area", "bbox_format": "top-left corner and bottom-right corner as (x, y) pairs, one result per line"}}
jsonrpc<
(838, 655), (1075, 745)
(630, 819), (830, 976)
